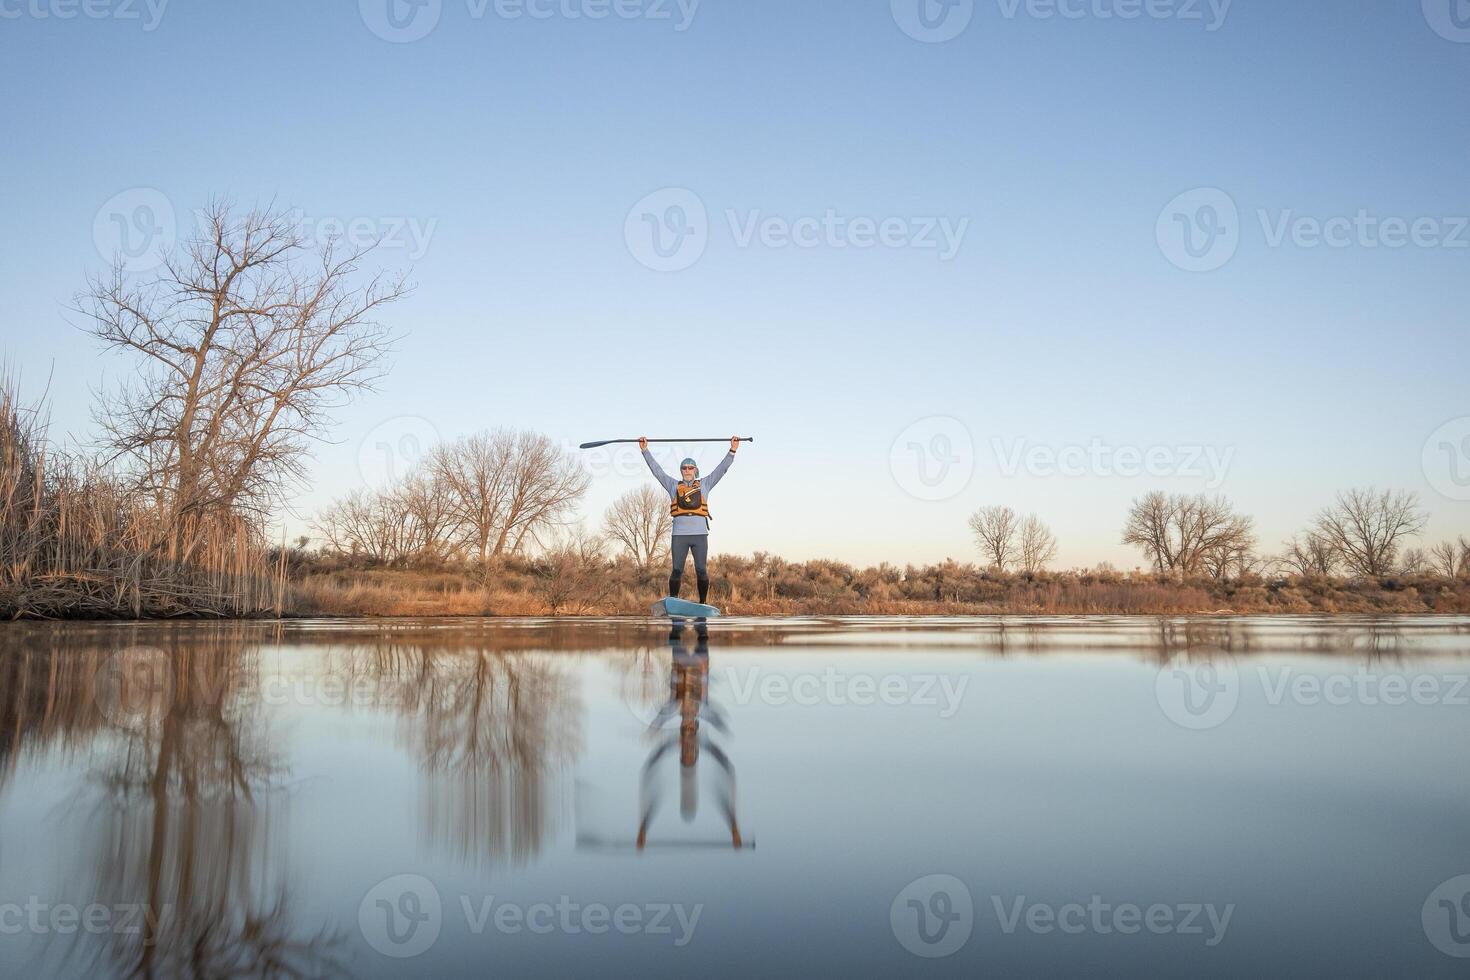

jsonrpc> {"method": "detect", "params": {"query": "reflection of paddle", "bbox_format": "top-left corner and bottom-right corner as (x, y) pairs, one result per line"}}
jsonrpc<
(579, 437), (755, 450)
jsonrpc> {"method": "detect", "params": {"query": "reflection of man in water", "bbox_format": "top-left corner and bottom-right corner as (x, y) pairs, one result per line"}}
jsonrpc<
(637, 619), (743, 850)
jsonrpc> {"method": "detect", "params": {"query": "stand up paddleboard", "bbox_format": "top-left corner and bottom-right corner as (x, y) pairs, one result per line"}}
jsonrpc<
(652, 597), (721, 618)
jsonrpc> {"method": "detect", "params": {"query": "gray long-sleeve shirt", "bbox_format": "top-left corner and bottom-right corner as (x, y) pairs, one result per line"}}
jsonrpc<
(643, 449), (735, 536)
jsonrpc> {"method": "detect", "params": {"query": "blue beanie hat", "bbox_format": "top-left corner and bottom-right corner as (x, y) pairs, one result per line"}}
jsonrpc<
(680, 457), (699, 476)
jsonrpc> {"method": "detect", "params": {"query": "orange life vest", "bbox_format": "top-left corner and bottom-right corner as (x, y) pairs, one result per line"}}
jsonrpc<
(671, 480), (710, 519)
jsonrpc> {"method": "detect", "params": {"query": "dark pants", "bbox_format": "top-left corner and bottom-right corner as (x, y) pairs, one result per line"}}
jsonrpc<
(670, 534), (710, 603)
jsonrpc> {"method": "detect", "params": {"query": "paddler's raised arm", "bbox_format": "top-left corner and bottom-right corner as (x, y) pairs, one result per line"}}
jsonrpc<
(640, 436), (677, 494)
(701, 439), (739, 493)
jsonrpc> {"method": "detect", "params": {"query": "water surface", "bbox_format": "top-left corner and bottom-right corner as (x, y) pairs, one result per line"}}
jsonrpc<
(2, 616), (1469, 978)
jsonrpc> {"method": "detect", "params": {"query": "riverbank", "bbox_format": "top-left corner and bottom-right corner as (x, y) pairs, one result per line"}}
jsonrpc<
(286, 556), (1470, 619)
(5, 556), (1467, 621)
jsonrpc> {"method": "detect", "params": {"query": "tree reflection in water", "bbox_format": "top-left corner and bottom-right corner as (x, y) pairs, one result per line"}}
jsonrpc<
(339, 636), (582, 870)
(3, 617), (1468, 976)
(1, 624), (588, 977)
(0, 624), (347, 980)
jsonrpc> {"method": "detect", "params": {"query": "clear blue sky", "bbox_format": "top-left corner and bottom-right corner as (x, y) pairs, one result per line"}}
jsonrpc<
(2, 0), (1467, 567)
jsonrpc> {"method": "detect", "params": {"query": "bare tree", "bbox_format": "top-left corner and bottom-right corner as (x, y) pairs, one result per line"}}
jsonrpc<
(431, 429), (589, 563)
(1430, 538), (1470, 580)
(1312, 488), (1426, 579)
(1281, 532), (1339, 578)
(1201, 540), (1256, 581)
(1017, 514), (1057, 574)
(1122, 492), (1254, 576)
(533, 529), (614, 614)
(314, 471), (462, 565)
(497, 430), (592, 554)
(1400, 548), (1429, 576)
(603, 485), (671, 570)
(396, 468), (460, 562)
(82, 200), (407, 562)
(968, 505), (1019, 571)
(429, 432), (509, 564)
(313, 489), (400, 562)
(1121, 491), (1174, 572)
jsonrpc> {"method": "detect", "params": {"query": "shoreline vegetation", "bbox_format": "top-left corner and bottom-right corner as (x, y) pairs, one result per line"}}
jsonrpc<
(289, 553), (1470, 619)
(3, 200), (1468, 622)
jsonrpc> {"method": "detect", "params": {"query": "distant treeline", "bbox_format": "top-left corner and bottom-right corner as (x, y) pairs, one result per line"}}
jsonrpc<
(308, 448), (1470, 617)
(288, 549), (1470, 618)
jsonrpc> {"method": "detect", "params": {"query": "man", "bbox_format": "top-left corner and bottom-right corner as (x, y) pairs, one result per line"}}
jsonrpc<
(637, 619), (743, 851)
(640, 436), (741, 604)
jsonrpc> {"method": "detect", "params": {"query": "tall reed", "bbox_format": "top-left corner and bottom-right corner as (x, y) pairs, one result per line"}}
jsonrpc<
(0, 380), (276, 619)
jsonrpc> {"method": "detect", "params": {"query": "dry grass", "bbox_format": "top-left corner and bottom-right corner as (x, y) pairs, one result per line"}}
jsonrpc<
(290, 554), (1470, 618)
(0, 381), (279, 619)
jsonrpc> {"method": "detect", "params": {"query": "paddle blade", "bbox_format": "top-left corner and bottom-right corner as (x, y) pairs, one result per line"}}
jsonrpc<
(578, 440), (617, 450)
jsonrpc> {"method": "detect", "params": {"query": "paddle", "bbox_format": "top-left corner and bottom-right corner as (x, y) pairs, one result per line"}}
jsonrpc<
(579, 437), (755, 450)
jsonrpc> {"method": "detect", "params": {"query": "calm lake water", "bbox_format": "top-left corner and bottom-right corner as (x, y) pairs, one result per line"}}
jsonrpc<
(2, 616), (1470, 978)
